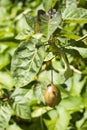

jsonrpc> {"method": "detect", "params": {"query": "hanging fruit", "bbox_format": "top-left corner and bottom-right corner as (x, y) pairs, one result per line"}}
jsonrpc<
(44, 84), (61, 107)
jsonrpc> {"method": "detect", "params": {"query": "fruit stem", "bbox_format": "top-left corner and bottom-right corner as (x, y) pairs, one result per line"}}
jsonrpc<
(51, 69), (53, 84)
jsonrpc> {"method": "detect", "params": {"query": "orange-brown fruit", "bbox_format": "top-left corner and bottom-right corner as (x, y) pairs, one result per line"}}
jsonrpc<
(44, 84), (61, 107)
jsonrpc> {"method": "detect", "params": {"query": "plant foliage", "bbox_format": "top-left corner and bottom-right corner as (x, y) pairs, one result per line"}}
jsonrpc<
(0, 0), (87, 130)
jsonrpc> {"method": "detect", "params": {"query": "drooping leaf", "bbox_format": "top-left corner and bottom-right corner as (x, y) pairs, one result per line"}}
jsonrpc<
(0, 104), (11, 130)
(11, 38), (45, 87)
(62, 8), (87, 23)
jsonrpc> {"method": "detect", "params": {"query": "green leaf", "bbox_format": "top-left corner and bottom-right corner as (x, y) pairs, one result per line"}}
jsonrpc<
(11, 89), (31, 119)
(38, 10), (62, 40)
(0, 42), (18, 48)
(65, 46), (87, 58)
(11, 84), (46, 119)
(28, 118), (46, 130)
(7, 123), (22, 130)
(0, 53), (10, 70)
(76, 110), (87, 130)
(44, 107), (71, 130)
(43, 0), (53, 12)
(59, 96), (84, 113)
(60, 31), (80, 40)
(31, 106), (52, 118)
(16, 16), (30, 33)
(70, 73), (86, 96)
(39, 68), (72, 85)
(0, 71), (13, 90)
(0, 104), (11, 130)
(24, 14), (36, 31)
(12, 98), (31, 120)
(32, 84), (45, 104)
(15, 28), (33, 40)
(11, 38), (45, 87)
(62, 8), (87, 23)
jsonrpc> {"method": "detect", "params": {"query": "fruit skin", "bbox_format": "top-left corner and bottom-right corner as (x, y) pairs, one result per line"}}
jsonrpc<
(44, 84), (61, 107)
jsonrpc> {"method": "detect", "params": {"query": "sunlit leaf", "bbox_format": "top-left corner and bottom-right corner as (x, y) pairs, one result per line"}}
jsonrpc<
(62, 8), (87, 23)
(11, 38), (45, 87)
(0, 71), (13, 90)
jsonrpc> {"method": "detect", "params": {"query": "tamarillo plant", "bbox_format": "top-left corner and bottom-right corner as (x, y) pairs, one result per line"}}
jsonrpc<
(0, 0), (87, 130)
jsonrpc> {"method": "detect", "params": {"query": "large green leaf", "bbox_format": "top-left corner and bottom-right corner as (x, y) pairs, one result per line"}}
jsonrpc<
(38, 10), (62, 40)
(62, 8), (87, 23)
(11, 38), (45, 87)
(0, 104), (11, 130)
